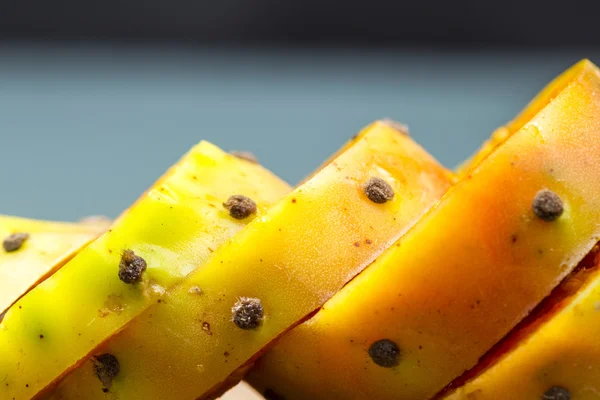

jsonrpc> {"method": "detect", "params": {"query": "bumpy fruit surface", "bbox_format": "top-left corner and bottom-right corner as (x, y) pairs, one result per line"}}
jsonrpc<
(46, 120), (452, 400)
(0, 215), (109, 316)
(0, 141), (291, 400)
(248, 60), (600, 400)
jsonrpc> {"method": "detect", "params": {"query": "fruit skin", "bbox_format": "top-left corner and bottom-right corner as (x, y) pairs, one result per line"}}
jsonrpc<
(46, 120), (452, 400)
(455, 57), (589, 177)
(0, 215), (109, 316)
(0, 141), (291, 400)
(443, 262), (600, 400)
(247, 60), (600, 400)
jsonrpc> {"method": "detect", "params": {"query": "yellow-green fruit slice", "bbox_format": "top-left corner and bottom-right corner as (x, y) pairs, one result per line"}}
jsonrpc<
(443, 256), (600, 400)
(0, 215), (109, 316)
(47, 120), (452, 400)
(247, 60), (600, 400)
(0, 141), (291, 400)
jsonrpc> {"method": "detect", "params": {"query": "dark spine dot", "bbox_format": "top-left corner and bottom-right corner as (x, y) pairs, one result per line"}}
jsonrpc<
(232, 297), (264, 330)
(118, 249), (147, 284)
(223, 195), (257, 220)
(368, 339), (400, 367)
(542, 386), (571, 400)
(364, 177), (394, 204)
(532, 189), (564, 221)
(230, 151), (259, 164)
(3, 232), (30, 252)
(93, 354), (120, 389)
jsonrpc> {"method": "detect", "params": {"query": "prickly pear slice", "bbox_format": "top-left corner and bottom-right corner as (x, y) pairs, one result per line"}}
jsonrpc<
(442, 250), (600, 400)
(46, 120), (452, 400)
(247, 59), (600, 400)
(0, 141), (291, 400)
(0, 215), (109, 316)
(455, 56), (589, 177)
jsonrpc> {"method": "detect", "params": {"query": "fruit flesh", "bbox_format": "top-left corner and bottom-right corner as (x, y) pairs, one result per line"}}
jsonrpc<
(247, 60), (600, 400)
(0, 215), (109, 316)
(0, 141), (291, 400)
(443, 254), (600, 400)
(46, 120), (452, 400)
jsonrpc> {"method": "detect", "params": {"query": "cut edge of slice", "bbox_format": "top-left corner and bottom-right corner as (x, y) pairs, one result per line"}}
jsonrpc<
(437, 246), (600, 399)
(0, 215), (110, 316)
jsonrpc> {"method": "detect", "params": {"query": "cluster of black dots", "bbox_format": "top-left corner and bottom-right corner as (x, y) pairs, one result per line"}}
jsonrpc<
(223, 195), (257, 220)
(3, 232), (29, 252)
(93, 353), (120, 392)
(542, 385), (571, 400)
(118, 249), (147, 284)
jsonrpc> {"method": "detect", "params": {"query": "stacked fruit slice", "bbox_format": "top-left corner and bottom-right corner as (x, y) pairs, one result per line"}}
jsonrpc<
(2, 59), (600, 400)
(0, 215), (110, 318)
(0, 141), (292, 399)
(249, 59), (600, 400)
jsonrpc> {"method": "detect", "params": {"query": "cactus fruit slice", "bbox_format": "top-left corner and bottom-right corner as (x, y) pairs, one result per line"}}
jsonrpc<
(247, 60), (600, 400)
(0, 215), (109, 316)
(0, 141), (291, 400)
(45, 120), (452, 400)
(455, 57), (591, 178)
(442, 250), (600, 400)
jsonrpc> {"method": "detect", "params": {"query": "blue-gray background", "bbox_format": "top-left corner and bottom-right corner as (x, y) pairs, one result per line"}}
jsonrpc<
(1, 45), (598, 220)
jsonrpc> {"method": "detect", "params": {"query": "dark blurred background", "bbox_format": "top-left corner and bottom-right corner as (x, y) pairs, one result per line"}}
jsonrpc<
(1, 0), (599, 220)
(2, 0), (600, 46)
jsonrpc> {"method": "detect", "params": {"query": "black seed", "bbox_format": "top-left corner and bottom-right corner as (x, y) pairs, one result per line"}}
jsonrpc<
(3, 233), (30, 252)
(232, 297), (264, 330)
(364, 177), (394, 204)
(368, 339), (400, 367)
(230, 151), (259, 164)
(542, 386), (571, 400)
(93, 354), (120, 389)
(264, 389), (286, 400)
(532, 190), (564, 221)
(223, 195), (257, 220)
(118, 250), (147, 284)
(381, 118), (410, 136)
